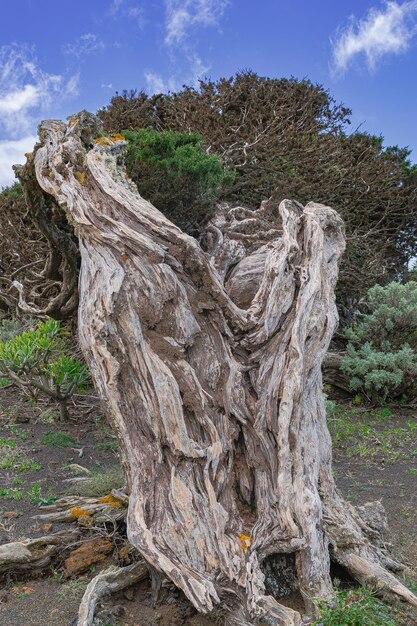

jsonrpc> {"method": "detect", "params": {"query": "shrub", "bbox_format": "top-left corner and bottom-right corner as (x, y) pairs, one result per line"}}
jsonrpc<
(323, 394), (336, 417)
(341, 282), (417, 403)
(0, 182), (23, 199)
(122, 128), (234, 235)
(100, 73), (417, 315)
(0, 319), (90, 420)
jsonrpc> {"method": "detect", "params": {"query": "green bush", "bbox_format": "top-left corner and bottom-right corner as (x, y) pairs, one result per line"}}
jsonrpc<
(305, 587), (396, 625)
(0, 319), (90, 420)
(123, 129), (234, 235)
(0, 181), (23, 199)
(341, 281), (417, 403)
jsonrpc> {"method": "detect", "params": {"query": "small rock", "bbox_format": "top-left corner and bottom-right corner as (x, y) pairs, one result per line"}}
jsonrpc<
(357, 500), (388, 533)
(67, 463), (91, 476)
(2, 511), (19, 520)
(123, 587), (135, 601)
(111, 604), (126, 617)
(64, 537), (113, 577)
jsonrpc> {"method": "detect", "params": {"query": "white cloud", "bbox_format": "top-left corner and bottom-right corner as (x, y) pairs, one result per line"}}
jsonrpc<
(108, 0), (145, 27)
(144, 71), (173, 93)
(332, 1), (417, 74)
(0, 84), (39, 114)
(63, 73), (80, 98)
(0, 45), (79, 188)
(145, 54), (210, 94)
(0, 44), (79, 137)
(109, 0), (124, 15)
(0, 135), (36, 188)
(144, 1), (227, 95)
(63, 33), (106, 58)
(165, 0), (228, 46)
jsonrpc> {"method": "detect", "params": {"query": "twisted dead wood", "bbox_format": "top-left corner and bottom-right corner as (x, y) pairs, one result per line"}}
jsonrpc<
(77, 561), (148, 626)
(16, 112), (417, 625)
(0, 531), (80, 576)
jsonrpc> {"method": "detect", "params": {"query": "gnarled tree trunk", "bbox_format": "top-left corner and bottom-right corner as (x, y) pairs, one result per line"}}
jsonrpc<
(16, 112), (417, 625)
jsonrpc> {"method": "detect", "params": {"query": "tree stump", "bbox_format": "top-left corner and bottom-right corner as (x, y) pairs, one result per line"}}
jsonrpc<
(15, 112), (417, 625)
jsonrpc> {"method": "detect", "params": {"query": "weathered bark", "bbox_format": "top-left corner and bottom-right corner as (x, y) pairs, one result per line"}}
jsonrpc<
(0, 531), (80, 576)
(17, 112), (417, 624)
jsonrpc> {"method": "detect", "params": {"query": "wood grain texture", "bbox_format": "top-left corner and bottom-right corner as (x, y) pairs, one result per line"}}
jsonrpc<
(18, 112), (417, 625)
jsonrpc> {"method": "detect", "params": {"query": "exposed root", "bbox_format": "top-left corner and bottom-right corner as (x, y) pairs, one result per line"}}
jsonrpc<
(76, 560), (148, 626)
(342, 553), (417, 609)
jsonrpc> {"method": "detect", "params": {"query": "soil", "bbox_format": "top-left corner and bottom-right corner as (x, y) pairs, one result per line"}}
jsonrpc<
(0, 389), (416, 625)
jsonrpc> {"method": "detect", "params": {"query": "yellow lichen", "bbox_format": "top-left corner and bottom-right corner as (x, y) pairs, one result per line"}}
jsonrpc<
(25, 152), (32, 160)
(68, 115), (77, 128)
(95, 136), (112, 147)
(70, 507), (93, 518)
(111, 133), (126, 142)
(75, 171), (86, 185)
(99, 493), (123, 508)
(95, 134), (127, 148)
(238, 533), (251, 551)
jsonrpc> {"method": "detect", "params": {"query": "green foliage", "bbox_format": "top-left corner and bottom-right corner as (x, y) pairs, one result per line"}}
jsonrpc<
(39, 431), (76, 448)
(305, 587), (396, 625)
(123, 128), (234, 235)
(0, 319), (90, 419)
(0, 182), (23, 199)
(341, 282), (417, 403)
(324, 395), (336, 417)
(27, 484), (56, 505)
(0, 488), (23, 500)
(99, 73), (417, 314)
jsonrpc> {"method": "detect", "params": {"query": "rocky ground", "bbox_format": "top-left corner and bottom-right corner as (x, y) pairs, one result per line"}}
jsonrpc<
(0, 388), (416, 625)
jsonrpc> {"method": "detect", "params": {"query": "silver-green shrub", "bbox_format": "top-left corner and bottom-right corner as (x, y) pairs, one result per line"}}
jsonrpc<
(341, 281), (417, 403)
(0, 319), (89, 420)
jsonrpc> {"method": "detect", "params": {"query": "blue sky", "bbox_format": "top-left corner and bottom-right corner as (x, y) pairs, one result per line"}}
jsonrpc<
(1, 0), (417, 186)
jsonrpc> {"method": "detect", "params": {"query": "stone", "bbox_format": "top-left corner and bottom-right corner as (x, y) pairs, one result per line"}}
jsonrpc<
(111, 605), (126, 617)
(2, 511), (19, 520)
(357, 500), (389, 534)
